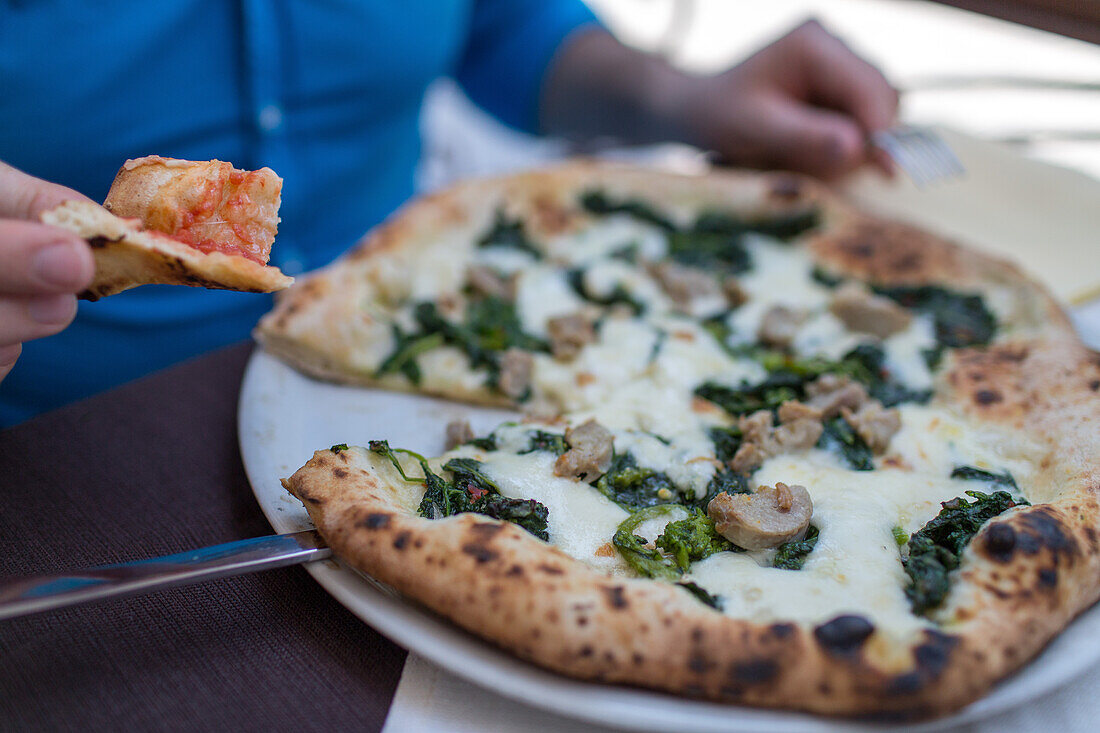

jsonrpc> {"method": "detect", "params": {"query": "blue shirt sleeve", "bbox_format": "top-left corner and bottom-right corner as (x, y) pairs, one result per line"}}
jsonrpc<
(455, 0), (601, 134)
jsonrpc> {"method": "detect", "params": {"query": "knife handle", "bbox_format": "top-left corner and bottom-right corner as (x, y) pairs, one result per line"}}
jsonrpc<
(0, 529), (331, 620)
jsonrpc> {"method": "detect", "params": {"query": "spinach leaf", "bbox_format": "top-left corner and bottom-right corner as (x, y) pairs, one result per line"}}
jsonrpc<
(666, 229), (751, 276)
(903, 490), (1023, 614)
(693, 375), (802, 417)
(817, 417), (874, 471)
(443, 457), (500, 496)
(697, 469), (751, 511)
(594, 452), (680, 510)
(611, 505), (682, 580)
(464, 296), (549, 354)
(417, 461), (472, 519)
(656, 509), (734, 571)
(466, 434), (499, 451)
(694, 342), (930, 419)
(566, 268), (645, 315)
(477, 210), (542, 259)
(473, 494), (550, 542)
(707, 425), (743, 464)
(579, 190), (676, 231)
(330, 443), (349, 453)
(950, 466), (1018, 491)
(874, 285), (996, 349)
(407, 298), (547, 389)
(519, 430), (568, 456)
(677, 580), (722, 609)
(375, 326), (444, 384)
(772, 525), (820, 570)
(367, 442), (550, 541)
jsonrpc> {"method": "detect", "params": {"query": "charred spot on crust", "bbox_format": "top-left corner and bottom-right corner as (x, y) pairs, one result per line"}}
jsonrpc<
(537, 564), (564, 575)
(461, 543), (498, 564)
(296, 489), (324, 506)
(982, 523), (1017, 562)
(730, 658), (778, 684)
(601, 585), (628, 610)
(579, 645), (594, 657)
(1015, 507), (1080, 561)
(974, 389), (1002, 405)
(360, 513), (391, 530)
(769, 622), (796, 639)
(506, 564), (524, 577)
(688, 653), (714, 673)
(332, 467), (348, 478)
(914, 630), (956, 677)
(814, 615), (874, 654)
(86, 235), (122, 249)
(1038, 568), (1058, 588)
(886, 631), (958, 696)
(1089, 379), (1100, 392)
(393, 531), (411, 550)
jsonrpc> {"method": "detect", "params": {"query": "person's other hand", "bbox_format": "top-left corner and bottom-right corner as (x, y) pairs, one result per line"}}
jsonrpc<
(681, 19), (898, 179)
(0, 162), (95, 384)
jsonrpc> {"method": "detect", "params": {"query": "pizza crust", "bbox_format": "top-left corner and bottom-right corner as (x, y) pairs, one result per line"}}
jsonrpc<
(41, 200), (292, 301)
(269, 161), (1100, 717)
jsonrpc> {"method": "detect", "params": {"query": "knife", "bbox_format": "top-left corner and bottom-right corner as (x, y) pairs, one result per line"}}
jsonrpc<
(0, 530), (331, 621)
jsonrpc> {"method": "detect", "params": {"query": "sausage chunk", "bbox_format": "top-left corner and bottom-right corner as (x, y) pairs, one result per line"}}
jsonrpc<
(829, 282), (911, 338)
(805, 374), (869, 418)
(649, 261), (719, 309)
(758, 305), (807, 348)
(466, 264), (516, 300)
(708, 482), (813, 550)
(554, 419), (614, 481)
(444, 419), (474, 450)
(727, 404), (824, 473)
(721, 276), (747, 307)
(547, 313), (596, 361)
(497, 348), (533, 400)
(773, 401), (824, 452)
(842, 402), (902, 454)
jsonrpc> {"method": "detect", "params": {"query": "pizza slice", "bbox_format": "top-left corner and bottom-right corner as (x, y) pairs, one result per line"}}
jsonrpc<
(41, 156), (292, 300)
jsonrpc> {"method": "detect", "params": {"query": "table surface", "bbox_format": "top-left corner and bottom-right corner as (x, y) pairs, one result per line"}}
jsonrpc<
(0, 342), (406, 731)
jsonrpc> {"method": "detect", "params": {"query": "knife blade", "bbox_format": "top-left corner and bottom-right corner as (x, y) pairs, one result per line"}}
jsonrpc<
(0, 529), (331, 620)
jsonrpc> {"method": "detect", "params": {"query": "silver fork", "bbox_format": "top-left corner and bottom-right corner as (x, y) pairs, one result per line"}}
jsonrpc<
(871, 125), (965, 188)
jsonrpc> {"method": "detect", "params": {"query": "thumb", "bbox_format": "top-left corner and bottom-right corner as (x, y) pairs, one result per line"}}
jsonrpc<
(0, 161), (95, 221)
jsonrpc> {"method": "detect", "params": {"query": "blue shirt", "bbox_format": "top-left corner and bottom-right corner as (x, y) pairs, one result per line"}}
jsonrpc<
(0, 0), (596, 425)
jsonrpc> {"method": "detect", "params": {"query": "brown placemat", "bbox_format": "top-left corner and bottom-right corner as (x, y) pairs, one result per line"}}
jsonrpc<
(0, 342), (406, 731)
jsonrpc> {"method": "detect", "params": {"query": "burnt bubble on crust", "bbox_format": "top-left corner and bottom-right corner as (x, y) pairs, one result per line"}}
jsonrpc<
(813, 615), (875, 654)
(887, 630), (959, 696)
(981, 523), (1017, 562)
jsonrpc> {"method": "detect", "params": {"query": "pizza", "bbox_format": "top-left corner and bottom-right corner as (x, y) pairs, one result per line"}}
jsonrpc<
(258, 162), (1100, 718)
(41, 156), (292, 300)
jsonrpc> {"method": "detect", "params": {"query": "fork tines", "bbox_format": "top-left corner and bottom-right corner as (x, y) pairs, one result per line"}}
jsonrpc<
(871, 126), (965, 188)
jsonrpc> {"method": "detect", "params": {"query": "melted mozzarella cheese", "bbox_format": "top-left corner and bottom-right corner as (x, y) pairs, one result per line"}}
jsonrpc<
(531, 316), (658, 412)
(475, 451), (631, 575)
(515, 265), (587, 337)
(882, 315), (936, 391)
(727, 235), (833, 342)
(546, 215), (668, 265)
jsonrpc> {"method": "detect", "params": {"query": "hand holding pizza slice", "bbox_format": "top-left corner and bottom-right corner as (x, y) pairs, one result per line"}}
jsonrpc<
(41, 155), (292, 300)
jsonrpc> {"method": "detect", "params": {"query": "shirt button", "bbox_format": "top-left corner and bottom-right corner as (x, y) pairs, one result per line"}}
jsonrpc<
(258, 104), (283, 132)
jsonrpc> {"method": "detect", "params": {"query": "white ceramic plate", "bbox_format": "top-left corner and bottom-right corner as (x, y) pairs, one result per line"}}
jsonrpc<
(239, 348), (1100, 732)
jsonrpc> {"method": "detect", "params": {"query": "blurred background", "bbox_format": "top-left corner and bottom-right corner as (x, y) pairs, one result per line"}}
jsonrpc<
(419, 0), (1100, 189)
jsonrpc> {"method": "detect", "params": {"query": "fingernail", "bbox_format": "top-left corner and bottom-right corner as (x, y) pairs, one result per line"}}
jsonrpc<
(27, 294), (76, 324)
(33, 241), (88, 288)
